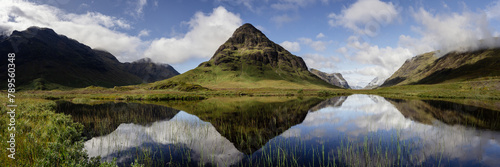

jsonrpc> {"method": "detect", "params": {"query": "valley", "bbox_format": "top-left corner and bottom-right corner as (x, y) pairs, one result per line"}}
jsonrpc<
(1, 22), (500, 167)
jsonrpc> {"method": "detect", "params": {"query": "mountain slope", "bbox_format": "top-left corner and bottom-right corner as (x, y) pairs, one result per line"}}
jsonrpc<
(162, 23), (335, 89)
(381, 48), (500, 87)
(364, 77), (385, 89)
(123, 58), (179, 83)
(381, 52), (437, 87)
(310, 69), (350, 89)
(0, 27), (178, 89)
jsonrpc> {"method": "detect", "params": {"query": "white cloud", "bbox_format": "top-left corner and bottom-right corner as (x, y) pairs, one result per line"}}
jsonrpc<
(144, 6), (242, 64)
(442, 1), (449, 9)
(137, 0), (148, 16)
(271, 0), (314, 10)
(0, 0), (143, 62)
(342, 36), (412, 80)
(328, 0), (399, 36)
(486, 0), (500, 20)
(299, 38), (329, 51)
(0, 1), (243, 64)
(215, 0), (259, 13)
(336, 47), (348, 55)
(270, 14), (296, 26)
(280, 41), (301, 52)
(127, 0), (148, 18)
(316, 32), (325, 38)
(66, 12), (131, 29)
(402, 7), (500, 56)
(302, 53), (340, 70)
(138, 29), (150, 37)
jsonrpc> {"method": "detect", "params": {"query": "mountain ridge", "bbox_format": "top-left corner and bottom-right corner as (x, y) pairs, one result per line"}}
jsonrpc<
(0, 27), (178, 89)
(310, 69), (350, 89)
(381, 48), (500, 87)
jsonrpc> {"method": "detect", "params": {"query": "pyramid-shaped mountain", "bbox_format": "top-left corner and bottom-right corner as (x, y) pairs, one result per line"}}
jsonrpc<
(165, 23), (335, 89)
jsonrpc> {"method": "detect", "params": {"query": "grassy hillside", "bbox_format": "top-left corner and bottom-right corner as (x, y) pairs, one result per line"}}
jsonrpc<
(155, 23), (336, 90)
(381, 52), (437, 87)
(382, 48), (500, 87)
(162, 59), (334, 89)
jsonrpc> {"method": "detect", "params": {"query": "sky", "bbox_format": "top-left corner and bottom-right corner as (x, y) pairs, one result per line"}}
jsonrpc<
(1, 0), (500, 87)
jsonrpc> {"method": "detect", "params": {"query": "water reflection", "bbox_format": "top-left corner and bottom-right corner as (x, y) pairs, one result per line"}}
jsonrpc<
(85, 111), (244, 166)
(55, 101), (180, 139)
(160, 97), (325, 154)
(275, 95), (500, 166)
(57, 95), (500, 166)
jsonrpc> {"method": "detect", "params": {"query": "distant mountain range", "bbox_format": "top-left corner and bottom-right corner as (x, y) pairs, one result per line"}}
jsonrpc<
(123, 58), (179, 83)
(310, 69), (350, 89)
(0, 27), (178, 90)
(3, 25), (497, 91)
(157, 23), (336, 89)
(364, 77), (385, 89)
(381, 49), (500, 87)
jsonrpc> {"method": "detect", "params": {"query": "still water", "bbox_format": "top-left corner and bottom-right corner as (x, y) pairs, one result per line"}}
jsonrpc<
(56, 95), (500, 166)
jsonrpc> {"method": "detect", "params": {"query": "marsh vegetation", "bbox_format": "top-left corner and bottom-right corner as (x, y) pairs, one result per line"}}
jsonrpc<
(4, 94), (495, 166)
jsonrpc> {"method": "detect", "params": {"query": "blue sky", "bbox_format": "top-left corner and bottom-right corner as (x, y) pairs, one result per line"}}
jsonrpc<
(2, 0), (500, 87)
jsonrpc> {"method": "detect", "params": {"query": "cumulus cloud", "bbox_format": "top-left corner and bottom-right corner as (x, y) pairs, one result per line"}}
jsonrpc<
(0, 0), (143, 61)
(348, 36), (412, 71)
(144, 6), (242, 63)
(299, 37), (330, 51)
(302, 53), (340, 70)
(1, 1), (243, 64)
(316, 32), (325, 39)
(280, 41), (301, 52)
(341, 36), (412, 80)
(328, 0), (399, 36)
(401, 7), (500, 56)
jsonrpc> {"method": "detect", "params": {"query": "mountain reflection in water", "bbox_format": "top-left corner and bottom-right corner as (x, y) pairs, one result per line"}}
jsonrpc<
(278, 95), (500, 166)
(85, 111), (244, 166)
(56, 95), (500, 166)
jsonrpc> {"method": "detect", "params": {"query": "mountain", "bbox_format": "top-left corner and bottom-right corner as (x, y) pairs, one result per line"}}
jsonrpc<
(0, 27), (178, 90)
(381, 48), (500, 87)
(310, 69), (350, 89)
(160, 23), (335, 89)
(351, 86), (364, 89)
(123, 58), (179, 83)
(364, 77), (385, 89)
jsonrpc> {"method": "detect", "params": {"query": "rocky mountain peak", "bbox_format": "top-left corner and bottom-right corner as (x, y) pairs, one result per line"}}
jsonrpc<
(224, 23), (273, 48)
(205, 23), (308, 72)
(310, 69), (350, 89)
(364, 77), (385, 89)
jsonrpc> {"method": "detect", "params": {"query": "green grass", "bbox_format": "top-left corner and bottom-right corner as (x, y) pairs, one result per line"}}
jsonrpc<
(354, 77), (500, 100)
(0, 97), (105, 166)
(162, 55), (337, 90)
